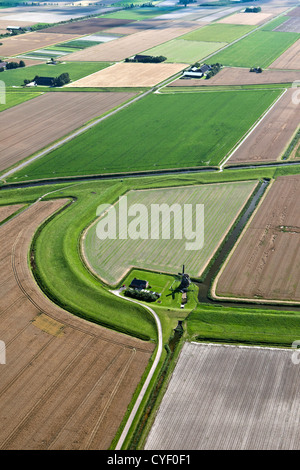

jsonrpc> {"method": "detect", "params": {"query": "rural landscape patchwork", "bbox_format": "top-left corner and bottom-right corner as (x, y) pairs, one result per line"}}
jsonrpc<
(0, 0), (300, 454)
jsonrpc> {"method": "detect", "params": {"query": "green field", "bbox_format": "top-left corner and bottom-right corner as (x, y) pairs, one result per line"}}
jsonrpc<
(0, 61), (112, 87)
(9, 89), (281, 181)
(260, 15), (290, 31)
(83, 181), (257, 285)
(209, 30), (300, 68)
(187, 304), (300, 347)
(181, 23), (255, 43)
(0, 91), (41, 112)
(100, 6), (179, 20)
(143, 39), (226, 63)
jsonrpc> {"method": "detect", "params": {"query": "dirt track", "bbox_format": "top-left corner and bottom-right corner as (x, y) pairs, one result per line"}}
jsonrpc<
(214, 175), (300, 303)
(0, 91), (136, 173)
(0, 200), (154, 449)
(227, 89), (300, 164)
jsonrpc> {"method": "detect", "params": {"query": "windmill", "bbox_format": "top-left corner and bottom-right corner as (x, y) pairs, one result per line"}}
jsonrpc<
(167, 264), (192, 298)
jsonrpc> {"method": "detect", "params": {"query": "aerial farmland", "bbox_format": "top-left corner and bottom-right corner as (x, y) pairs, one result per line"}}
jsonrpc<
(0, 0), (300, 455)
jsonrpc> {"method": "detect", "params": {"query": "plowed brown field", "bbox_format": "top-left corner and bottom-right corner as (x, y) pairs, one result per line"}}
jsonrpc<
(226, 89), (300, 164)
(0, 204), (24, 223)
(218, 12), (273, 25)
(0, 91), (136, 174)
(38, 17), (133, 35)
(214, 175), (300, 303)
(170, 68), (300, 86)
(269, 38), (300, 69)
(0, 200), (154, 450)
(62, 23), (200, 62)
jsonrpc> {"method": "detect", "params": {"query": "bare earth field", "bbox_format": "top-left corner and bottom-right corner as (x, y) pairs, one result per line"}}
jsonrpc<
(218, 12), (273, 26)
(67, 62), (189, 87)
(38, 17), (133, 35)
(274, 17), (300, 33)
(102, 19), (173, 35)
(0, 91), (136, 174)
(145, 342), (300, 450)
(0, 200), (154, 450)
(62, 24), (200, 62)
(170, 67), (300, 86)
(288, 6), (300, 17)
(269, 38), (300, 69)
(227, 89), (300, 164)
(0, 204), (24, 223)
(214, 175), (300, 303)
(0, 31), (88, 58)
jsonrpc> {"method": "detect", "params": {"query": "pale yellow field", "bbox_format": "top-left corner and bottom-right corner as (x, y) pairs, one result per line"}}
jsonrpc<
(67, 62), (189, 87)
(218, 12), (273, 26)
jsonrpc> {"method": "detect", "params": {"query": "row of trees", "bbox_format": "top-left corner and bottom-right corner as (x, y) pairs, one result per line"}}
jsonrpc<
(125, 55), (167, 63)
(124, 287), (160, 302)
(0, 60), (25, 72)
(23, 72), (70, 87)
(245, 6), (261, 13)
(205, 63), (222, 80)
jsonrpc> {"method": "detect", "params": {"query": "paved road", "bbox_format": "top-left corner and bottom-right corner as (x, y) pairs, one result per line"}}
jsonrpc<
(110, 289), (163, 450)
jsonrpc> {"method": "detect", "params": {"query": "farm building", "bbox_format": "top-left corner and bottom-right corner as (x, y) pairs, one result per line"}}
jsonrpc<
(182, 64), (211, 79)
(129, 278), (149, 290)
(0, 62), (7, 69)
(34, 77), (55, 87)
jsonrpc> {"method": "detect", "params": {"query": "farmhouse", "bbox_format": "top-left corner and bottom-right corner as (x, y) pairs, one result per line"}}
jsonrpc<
(0, 61), (7, 69)
(34, 77), (55, 87)
(182, 64), (211, 79)
(129, 278), (149, 290)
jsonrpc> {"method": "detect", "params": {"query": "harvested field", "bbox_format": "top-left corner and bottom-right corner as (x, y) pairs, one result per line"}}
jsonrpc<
(269, 38), (300, 69)
(62, 24), (200, 62)
(83, 181), (257, 286)
(67, 62), (189, 88)
(0, 200), (154, 450)
(38, 17), (133, 35)
(227, 89), (300, 164)
(0, 204), (24, 223)
(101, 19), (173, 35)
(218, 12), (273, 26)
(145, 342), (300, 450)
(274, 17), (300, 33)
(170, 67), (300, 86)
(0, 31), (88, 58)
(0, 91), (136, 173)
(289, 6), (300, 17)
(214, 175), (300, 303)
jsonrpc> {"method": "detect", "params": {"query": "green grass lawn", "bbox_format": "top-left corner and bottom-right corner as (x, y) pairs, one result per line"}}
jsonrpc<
(187, 304), (300, 348)
(9, 88), (281, 181)
(0, 61), (112, 87)
(143, 39), (226, 63)
(181, 23), (255, 44)
(0, 90), (41, 112)
(209, 30), (300, 68)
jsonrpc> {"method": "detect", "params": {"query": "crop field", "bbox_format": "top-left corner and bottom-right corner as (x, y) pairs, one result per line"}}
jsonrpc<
(100, 18), (170, 35)
(0, 91), (136, 173)
(227, 89), (300, 165)
(62, 24), (200, 62)
(67, 62), (189, 88)
(82, 181), (257, 285)
(209, 30), (300, 68)
(181, 23), (255, 43)
(0, 91), (42, 112)
(218, 12), (273, 26)
(214, 175), (300, 303)
(0, 61), (111, 87)
(228, 89), (300, 164)
(269, 38), (300, 69)
(274, 17), (300, 33)
(170, 68), (300, 87)
(0, 204), (24, 223)
(37, 17), (133, 35)
(0, 200), (154, 450)
(0, 31), (89, 58)
(8, 89), (282, 181)
(145, 342), (300, 450)
(143, 39), (227, 64)
(100, 6), (180, 21)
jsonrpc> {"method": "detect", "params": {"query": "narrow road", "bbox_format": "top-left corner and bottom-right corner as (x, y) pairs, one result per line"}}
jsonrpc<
(110, 289), (163, 450)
